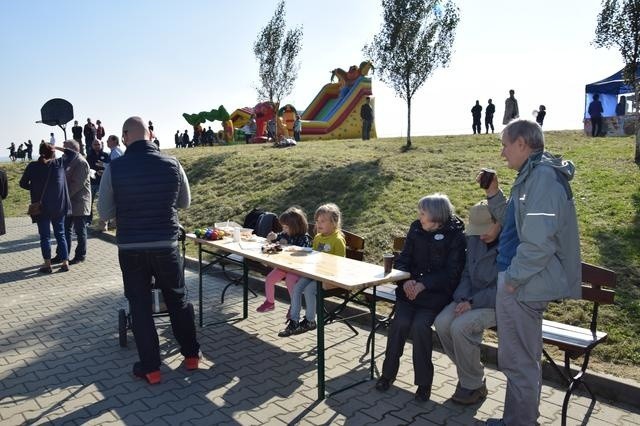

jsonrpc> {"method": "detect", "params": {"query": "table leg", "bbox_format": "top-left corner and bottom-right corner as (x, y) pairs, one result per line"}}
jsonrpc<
(243, 261), (248, 319)
(198, 243), (203, 327)
(370, 286), (376, 379)
(317, 280), (325, 401)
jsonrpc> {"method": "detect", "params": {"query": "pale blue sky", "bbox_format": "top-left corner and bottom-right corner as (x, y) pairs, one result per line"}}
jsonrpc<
(0, 0), (623, 151)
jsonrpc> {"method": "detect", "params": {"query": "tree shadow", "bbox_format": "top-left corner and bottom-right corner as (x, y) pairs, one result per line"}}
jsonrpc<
(254, 159), (394, 228)
(183, 152), (237, 185)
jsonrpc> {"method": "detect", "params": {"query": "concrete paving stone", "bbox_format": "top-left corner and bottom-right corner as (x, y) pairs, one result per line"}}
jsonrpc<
(0, 411), (27, 426)
(79, 411), (121, 426)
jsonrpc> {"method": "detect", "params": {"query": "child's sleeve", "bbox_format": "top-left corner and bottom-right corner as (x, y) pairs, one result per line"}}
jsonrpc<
(332, 234), (347, 257)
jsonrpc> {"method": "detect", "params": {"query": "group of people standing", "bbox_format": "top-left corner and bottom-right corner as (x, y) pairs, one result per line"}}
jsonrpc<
(471, 90), (546, 135)
(587, 93), (628, 137)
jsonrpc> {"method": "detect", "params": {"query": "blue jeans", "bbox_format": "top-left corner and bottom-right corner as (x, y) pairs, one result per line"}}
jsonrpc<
(59, 215), (88, 258)
(36, 215), (67, 260)
(119, 246), (199, 373)
(290, 277), (317, 322)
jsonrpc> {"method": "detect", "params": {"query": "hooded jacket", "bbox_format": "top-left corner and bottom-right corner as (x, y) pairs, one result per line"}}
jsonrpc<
(488, 151), (581, 302)
(394, 216), (466, 311)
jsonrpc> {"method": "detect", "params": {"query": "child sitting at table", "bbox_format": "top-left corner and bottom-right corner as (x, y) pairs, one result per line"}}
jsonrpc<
(278, 203), (346, 337)
(256, 206), (312, 314)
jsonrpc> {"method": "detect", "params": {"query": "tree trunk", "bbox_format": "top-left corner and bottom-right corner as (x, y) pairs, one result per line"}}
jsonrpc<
(636, 86), (640, 164)
(406, 96), (412, 148)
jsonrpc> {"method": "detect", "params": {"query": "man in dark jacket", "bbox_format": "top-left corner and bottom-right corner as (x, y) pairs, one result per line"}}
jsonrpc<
(97, 117), (199, 384)
(485, 99), (495, 133)
(588, 94), (604, 137)
(471, 100), (482, 134)
(360, 96), (374, 140)
(375, 193), (466, 402)
(86, 139), (110, 231)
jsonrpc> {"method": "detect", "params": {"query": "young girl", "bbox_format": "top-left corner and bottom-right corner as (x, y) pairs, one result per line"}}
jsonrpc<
(256, 207), (312, 314)
(278, 203), (346, 337)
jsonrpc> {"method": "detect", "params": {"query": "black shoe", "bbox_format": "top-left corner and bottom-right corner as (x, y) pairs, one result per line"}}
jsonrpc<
(375, 377), (391, 392)
(59, 264), (69, 272)
(38, 265), (53, 274)
(69, 256), (85, 265)
(415, 385), (431, 402)
(278, 320), (299, 337)
(50, 256), (63, 264)
(293, 318), (316, 334)
(452, 382), (488, 405)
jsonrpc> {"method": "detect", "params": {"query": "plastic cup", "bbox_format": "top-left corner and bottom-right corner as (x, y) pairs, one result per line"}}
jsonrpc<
(383, 253), (394, 275)
(233, 227), (241, 242)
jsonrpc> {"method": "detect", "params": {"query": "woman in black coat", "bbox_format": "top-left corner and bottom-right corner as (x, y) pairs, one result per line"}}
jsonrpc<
(19, 143), (77, 273)
(0, 168), (7, 235)
(376, 193), (466, 401)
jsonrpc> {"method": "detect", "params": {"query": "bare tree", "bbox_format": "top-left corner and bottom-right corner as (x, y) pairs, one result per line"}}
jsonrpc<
(593, 0), (640, 162)
(364, 0), (459, 148)
(253, 0), (303, 106)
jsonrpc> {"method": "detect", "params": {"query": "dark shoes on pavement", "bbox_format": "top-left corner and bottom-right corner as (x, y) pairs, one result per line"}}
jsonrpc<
(50, 256), (63, 264)
(293, 318), (316, 334)
(415, 385), (431, 402)
(452, 381), (488, 405)
(485, 419), (506, 426)
(59, 264), (69, 272)
(132, 362), (161, 385)
(38, 265), (53, 274)
(375, 376), (392, 392)
(69, 256), (85, 265)
(278, 320), (299, 337)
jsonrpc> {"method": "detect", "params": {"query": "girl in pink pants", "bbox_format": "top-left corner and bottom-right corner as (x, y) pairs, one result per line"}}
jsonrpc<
(256, 206), (312, 314)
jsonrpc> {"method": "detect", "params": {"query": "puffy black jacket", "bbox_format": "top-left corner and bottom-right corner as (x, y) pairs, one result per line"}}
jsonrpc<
(110, 140), (182, 246)
(395, 216), (467, 311)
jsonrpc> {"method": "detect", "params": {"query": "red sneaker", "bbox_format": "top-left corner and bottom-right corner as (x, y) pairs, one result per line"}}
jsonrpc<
(133, 362), (161, 384)
(256, 301), (275, 312)
(185, 356), (200, 370)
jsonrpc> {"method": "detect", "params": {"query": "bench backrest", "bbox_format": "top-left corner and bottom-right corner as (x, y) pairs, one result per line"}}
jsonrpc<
(580, 262), (616, 334)
(308, 223), (365, 261)
(392, 236), (406, 259)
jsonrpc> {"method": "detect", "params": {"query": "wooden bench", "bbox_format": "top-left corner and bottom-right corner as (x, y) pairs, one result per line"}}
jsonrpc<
(365, 237), (616, 426)
(542, 262), (616, 426)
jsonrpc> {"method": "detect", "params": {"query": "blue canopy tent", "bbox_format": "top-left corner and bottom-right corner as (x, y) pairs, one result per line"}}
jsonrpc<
(585, 66), (639, 118)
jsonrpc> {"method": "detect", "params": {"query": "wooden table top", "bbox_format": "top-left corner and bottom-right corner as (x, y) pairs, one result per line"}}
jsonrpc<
(187, 234), (409, 291)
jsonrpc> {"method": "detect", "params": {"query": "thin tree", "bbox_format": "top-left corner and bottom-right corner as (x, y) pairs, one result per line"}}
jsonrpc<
(253, 0), (303, 106)
(364, 0), (459, 148)
(593, 0), (640, 162)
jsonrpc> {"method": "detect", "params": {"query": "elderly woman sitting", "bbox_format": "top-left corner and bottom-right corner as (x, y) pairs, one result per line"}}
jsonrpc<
(375, 193), (466, 401)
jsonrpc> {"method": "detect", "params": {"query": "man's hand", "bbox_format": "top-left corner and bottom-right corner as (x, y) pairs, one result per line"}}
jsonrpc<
(454, 301), (472, 316)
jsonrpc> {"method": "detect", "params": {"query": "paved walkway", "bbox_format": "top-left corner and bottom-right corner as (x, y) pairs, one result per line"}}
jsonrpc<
(1, 217), (639, 425)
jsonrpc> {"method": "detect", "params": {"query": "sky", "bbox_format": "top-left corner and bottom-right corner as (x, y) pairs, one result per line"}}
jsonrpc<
(0, 0), (625, 153)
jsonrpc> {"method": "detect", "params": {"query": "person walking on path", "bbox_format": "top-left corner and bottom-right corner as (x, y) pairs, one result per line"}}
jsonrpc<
(55, 140), (91, 265)
(98, 116), (200, 385)
(485, 99), (495, 133)
(483, 119), (581, 426)
(502, 90), (519, 125)
(471, 100), (482, 134)
(0, 168), (7, 235)
(360, 96), (374, 140)
(588, 94), (604, 137)
(19, 143), (78, 273)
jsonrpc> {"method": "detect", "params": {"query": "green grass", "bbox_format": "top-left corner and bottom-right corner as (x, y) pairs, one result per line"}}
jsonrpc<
(3, 131), (639, 371)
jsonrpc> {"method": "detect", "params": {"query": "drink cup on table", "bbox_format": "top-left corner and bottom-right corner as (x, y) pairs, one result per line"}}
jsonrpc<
(383, 253), (394, 275)
(233, 227), (241, 242)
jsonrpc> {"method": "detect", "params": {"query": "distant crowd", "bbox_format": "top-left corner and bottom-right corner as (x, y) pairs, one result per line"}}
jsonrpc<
(470, 89), (546, 135)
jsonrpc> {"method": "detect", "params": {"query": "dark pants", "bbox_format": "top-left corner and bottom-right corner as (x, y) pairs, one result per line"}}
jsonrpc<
(485, 115), (494, 133)
(58, 215), (88, 259)
(119, 246), (199, 373)
(294, 130), (301, 142)
(362, 119), (372, 140)
(381, 298), (438, 387)
(472, 118), (482, 134)
(36, 215), (67, 260)
(591, 116), (602, 137)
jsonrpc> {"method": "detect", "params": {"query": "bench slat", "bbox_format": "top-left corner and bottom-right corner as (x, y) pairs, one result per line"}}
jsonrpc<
(542, 320), (607, 350)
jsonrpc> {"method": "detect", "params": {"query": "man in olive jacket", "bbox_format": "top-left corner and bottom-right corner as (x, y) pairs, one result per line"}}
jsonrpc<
(484, 119), (581, 426)
(54, 140), (91, 264)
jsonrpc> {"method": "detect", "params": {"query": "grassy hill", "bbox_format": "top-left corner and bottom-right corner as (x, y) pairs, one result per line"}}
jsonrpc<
(3, 131), (639, 373)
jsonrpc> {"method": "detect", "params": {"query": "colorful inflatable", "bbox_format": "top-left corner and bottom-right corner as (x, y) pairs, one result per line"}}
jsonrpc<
(252, 101), (277, 143)
(182, 105), (230, 126)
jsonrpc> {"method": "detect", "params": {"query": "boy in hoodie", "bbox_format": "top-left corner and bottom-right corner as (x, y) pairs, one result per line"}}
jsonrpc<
(483, 119), (581, 426)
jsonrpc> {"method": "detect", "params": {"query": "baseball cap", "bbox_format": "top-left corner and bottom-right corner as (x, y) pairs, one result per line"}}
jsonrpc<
(466, 201), (494, 236)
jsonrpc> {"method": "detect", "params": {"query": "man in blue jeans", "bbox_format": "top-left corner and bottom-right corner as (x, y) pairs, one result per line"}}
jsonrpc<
(98, 116), (199, 384)
(483, 119), (581, 425)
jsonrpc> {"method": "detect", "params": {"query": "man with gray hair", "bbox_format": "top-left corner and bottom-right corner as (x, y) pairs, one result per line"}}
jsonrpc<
(483, 119), (581, 426)
(98, 117), (199, 384)
(53, 140), (91, 264)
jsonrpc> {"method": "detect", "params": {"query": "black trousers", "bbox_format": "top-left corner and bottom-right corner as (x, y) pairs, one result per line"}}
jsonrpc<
(472, 118), (482, 134)
(381, 298), (438, 387)
(591, 117), (603, 136)
(119, 246), (199, 373)
(485, 115), (494, 133)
